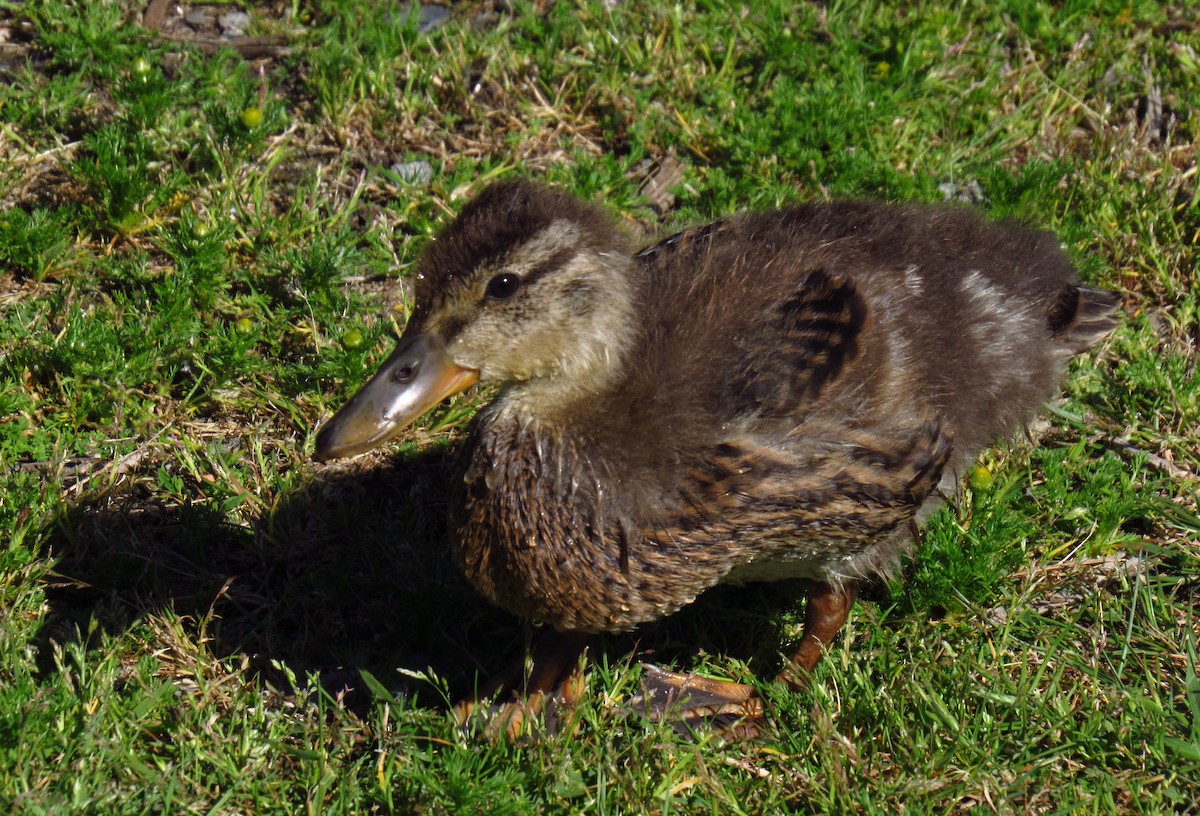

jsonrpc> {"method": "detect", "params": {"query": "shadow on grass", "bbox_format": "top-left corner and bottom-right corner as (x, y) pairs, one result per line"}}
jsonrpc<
(33, 443), (821, 712)
(35, 447), (500, 706)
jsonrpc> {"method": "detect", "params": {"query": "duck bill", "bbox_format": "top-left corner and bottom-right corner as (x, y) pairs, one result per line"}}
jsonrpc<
(314, 333), (479, 461)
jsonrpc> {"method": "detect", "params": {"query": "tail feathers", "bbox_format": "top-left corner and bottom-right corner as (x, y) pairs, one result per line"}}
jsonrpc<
(1049, 284), (1121, 353)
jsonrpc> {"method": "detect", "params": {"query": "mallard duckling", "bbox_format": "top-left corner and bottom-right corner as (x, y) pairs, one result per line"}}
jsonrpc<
(315, 180), (1119, 738)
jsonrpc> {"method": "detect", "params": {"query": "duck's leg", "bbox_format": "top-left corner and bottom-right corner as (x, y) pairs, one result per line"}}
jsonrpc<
(778, 580), (858, 687)
(454, 629), (590, 740)
(635, 580), (858, 741)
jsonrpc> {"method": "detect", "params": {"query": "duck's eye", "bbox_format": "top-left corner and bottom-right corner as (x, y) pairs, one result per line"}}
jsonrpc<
(486, 273), (521, 300)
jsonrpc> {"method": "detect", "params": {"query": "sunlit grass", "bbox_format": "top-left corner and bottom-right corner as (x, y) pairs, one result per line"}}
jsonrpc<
(1, 0), (1197, 812)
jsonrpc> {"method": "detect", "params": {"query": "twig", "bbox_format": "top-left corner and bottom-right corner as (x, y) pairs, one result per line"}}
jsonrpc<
(142, 0), (171, 32)
(155, 33), (292, 59)
(1105, 434), (1196, 481)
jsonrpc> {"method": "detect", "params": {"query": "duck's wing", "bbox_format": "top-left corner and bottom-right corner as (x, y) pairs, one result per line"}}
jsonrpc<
(725, 269), (868, 419)
(662, 265), (951, 563)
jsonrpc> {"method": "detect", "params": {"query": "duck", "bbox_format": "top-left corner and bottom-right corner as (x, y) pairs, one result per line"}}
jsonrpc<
(314, 179), (1120, 738)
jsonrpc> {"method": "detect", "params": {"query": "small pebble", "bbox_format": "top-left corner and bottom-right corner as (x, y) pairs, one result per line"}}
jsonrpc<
(219, 10), (251, 36)
(390, 160), (433, 184)
(396, 3), (450, 34)
(184, 10), (208, 27)
(420, 4), (451, 32)
(938, 179), (988, 205)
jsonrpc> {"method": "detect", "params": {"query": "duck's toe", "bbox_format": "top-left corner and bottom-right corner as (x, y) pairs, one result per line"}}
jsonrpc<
(632, 664), (766, 742)
(455, 671), (587, 741)
(453, 630), (590, 741)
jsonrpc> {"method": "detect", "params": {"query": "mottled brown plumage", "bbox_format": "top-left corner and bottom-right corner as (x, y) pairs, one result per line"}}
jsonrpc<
(315, 180), (1119, 737)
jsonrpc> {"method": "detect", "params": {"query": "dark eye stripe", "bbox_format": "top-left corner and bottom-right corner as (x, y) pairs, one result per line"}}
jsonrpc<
(481, 245), (577, 303)
(519, 246), (577, 289)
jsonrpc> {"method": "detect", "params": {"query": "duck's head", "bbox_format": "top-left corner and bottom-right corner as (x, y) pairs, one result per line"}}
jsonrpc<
(314, 181), (635, 461)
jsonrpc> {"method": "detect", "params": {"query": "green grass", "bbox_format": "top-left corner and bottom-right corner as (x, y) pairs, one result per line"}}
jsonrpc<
(2, 0), (1199, 812)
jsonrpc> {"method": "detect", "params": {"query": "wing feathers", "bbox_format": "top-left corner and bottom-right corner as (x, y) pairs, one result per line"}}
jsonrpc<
(730, 270), (867, 417)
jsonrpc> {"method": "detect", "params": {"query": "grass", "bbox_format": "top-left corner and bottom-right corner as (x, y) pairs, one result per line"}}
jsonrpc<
(1, 0), (1198, 812)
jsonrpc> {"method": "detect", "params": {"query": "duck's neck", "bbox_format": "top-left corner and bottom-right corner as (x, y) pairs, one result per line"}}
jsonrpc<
(498, 250), (638, 422)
